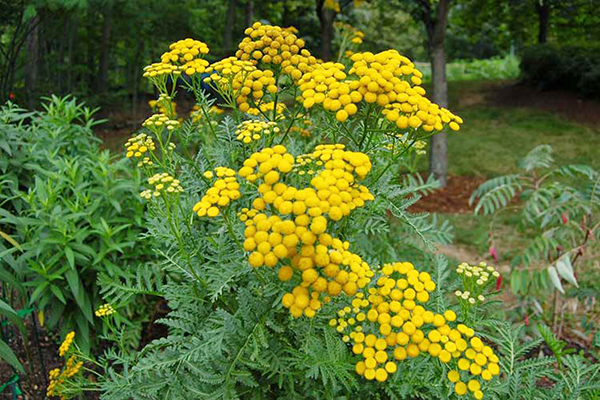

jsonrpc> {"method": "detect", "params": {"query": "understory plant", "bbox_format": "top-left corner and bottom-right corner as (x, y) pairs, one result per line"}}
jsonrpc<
(470, 145), (600, 334)
(41, 23), (591, 400)
(0, 97), (155, 352)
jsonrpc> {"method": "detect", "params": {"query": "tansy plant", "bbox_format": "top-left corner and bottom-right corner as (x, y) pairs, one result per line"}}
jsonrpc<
(51, 22), (525, 400)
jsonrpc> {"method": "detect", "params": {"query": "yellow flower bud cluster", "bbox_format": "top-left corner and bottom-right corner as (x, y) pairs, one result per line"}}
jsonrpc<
(149, 95), (177, 117)
(124, 133), (156, 160)
(297, 49), (463, 131)
(193, 167), (241, 217)
(59, 331), (75, 356)
(298, 62), (357, 121)
(455, 262), (500, 305)
(234, 144), (375, 317)
(162, 38), (210, 76)
(142, 113), (180, 131)
(143, 62), (179, 78)
(47, 355), (84, 398)
(331, 261), (500, 396)
(95, 303), (115, 317)
(160, 38), (210, 65)
(348, 50), (462, 131)
(334, 22), (365, 45)
(204, 57), (277, 113)
(236, 22), (318, 82)
(143, 38), (209, 79)
(247, 101), (287, 118)
(235, 120), (280, 144)
(141, 173), (183, 200)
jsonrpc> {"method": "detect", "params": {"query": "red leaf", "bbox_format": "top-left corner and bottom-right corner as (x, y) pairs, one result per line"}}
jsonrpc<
(524, 314), (529, 326)
(561, 212), (568, 225)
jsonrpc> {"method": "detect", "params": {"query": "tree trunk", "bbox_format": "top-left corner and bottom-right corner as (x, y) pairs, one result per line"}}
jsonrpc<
(97, 7), (112, 93)
(429, 44), (449, 188)
(245, 0), (254, 28)
(316, 0), (336, 60)
(426, 0), (451, 188)
(223, 0), (237, 55)
(24, 16), (40, 107)
(535, 0), (550, 43)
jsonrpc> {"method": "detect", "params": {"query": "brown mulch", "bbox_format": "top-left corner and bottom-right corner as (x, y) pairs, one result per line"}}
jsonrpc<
(0, 317), (64, 400)
(408, 175), (487, 214)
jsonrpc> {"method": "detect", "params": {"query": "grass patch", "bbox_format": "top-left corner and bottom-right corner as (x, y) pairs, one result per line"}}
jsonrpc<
(447, 106), (600, 177)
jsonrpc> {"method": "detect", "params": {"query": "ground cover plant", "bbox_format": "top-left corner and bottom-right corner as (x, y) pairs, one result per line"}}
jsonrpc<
(32, 22), (600, 400)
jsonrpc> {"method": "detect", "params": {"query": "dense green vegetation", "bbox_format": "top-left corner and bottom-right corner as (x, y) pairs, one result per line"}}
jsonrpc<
(1, 1), (599, 399)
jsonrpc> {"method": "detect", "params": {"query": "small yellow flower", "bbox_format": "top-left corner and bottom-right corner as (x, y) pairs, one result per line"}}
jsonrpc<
(59, 331), (75, 356)
(95, 303), (115, 317)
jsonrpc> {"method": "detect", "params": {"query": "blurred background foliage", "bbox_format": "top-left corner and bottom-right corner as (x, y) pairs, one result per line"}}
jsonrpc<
(2, 0), (600, 111)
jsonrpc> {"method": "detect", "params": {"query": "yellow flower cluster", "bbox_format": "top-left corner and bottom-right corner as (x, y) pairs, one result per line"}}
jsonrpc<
(236, 22), (318, 81)
(141, 173), (184, 200)
(350, 51), (462, 131)
(161, 38), (209, 64)
(142, 113), (180, 131)
(95, 303), (115, 317)
(143, 62), (179, 78)
(298, 62), (356, 121)
(144, 38), (209, 79)
(193, 167), (240, 217)
(298, 49), (463, 131)
(124, 133), (156, 162)
(235, 120), (280, 144)
(332, 262), (500, 397)
(234, 144), (375, 317)
(59, 331), (75, 357)
(247, 101), (287, 118)
(160, 38), (210, 76)
(204, 56), (277, 112)
(47, 356), (84, 399)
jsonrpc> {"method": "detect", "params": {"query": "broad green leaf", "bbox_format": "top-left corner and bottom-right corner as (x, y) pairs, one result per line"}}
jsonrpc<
(547, 266), (564, 294)
(0, 339), (24, 373)
(50, 285), (67, 304)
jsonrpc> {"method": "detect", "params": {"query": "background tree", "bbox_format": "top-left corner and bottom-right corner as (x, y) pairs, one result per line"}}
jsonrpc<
(392, 0), (453, 187)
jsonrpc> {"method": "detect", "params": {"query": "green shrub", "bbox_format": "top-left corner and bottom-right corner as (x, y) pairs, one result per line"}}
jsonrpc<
(520, 43), (600, 97)
(0, 96), (154, 352)
(419, 55), (520, 82)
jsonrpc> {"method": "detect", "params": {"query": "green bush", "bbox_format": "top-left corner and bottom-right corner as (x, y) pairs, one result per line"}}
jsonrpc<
(419, 55), (520, 82)
(520, 43), (600, 97)
(0, 96), (154, 352)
